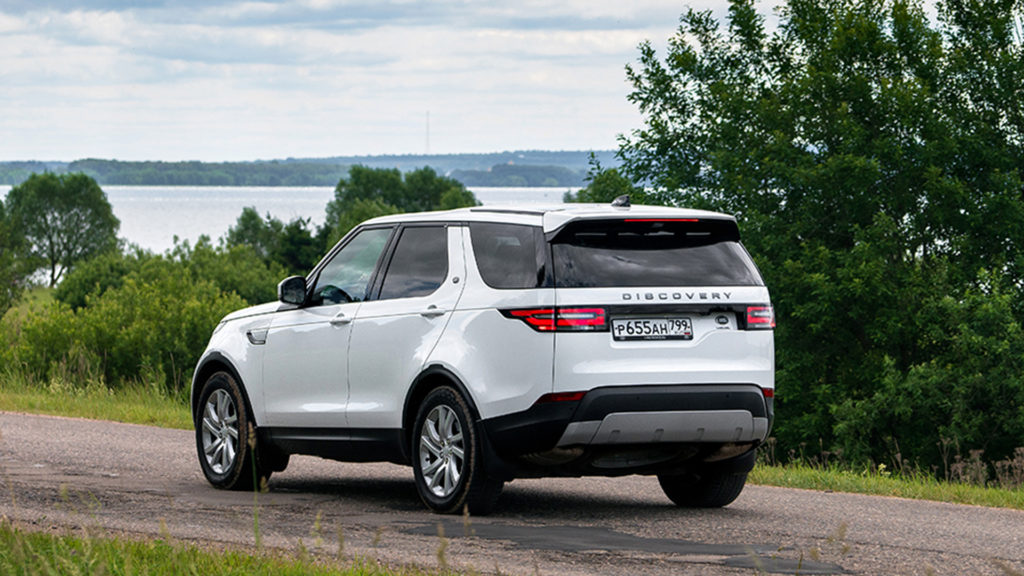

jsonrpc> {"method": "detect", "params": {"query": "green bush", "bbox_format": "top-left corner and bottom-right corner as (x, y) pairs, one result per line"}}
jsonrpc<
(5, 240), (280, 394)
(833, 275), (1024, 473)
(5, 268), (246, 394)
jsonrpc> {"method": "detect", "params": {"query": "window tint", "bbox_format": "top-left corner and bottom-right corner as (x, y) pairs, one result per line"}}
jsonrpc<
(470, 222), (547, 289)
(311, 227), (391, 305)
(378, 226), (448, 300)
(551, 219), (763, 287)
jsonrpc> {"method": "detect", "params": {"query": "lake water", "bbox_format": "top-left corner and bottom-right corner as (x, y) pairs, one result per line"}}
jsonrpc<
(0, 185), (573, 253)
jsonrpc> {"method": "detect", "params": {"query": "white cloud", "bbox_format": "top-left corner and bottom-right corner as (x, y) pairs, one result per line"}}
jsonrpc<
(0, 0), (831, 161)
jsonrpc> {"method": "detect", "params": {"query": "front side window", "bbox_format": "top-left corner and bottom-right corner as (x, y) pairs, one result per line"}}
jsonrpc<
(378, 226), (448, 300)
(310, 227), (392, 305)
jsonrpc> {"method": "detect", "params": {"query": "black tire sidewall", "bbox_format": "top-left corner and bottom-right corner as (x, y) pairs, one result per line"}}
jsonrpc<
(412, 386), (479, 513)
(195, 371), (255, 490)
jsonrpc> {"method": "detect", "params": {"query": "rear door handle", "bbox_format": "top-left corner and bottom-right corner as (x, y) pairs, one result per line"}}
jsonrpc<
(330, 312), (352, 325)
(420, 305), (446, 318)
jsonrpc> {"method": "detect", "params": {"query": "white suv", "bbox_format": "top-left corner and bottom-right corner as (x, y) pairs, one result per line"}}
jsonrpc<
(192, 199), (774, 514)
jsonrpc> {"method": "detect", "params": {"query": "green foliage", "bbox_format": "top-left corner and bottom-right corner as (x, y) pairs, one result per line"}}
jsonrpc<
(225, 207), (320, 276)
(0, 519), (423, 576)
(5, 172), (120, 286)
(564, 154), (645, 203)
(0, 201), (27, 315)
(1, 151), (619, 187)
(618, 0), (1024, 470)
(833, 275), (1024, 469)
(13, 239), (283, 394)
(327, 198), (401, 246)
(168, 237), (286, 305)
(66, 158), (351, 186)
(450, 163), (585, 187)
(324, 166), (478, 245)
(53, 248), (152, 310)
(6, 265), (246, 394)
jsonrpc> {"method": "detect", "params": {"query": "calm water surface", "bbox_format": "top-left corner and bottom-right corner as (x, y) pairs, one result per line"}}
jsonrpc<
(0, 185), (571, 253)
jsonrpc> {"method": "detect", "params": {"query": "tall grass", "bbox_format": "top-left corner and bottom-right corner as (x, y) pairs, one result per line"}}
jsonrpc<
(0, 519), (433, 576)
(0, 365), (191, 429)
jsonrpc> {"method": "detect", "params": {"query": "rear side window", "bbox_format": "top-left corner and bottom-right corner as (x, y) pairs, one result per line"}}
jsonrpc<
(470, 222), (548, 289)
(551, 219), (763, 287)
(378, 226), (448, 299)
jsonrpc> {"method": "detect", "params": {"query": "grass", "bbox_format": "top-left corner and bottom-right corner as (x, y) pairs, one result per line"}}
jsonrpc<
(750, 462), (1024, 510)
(0, 520), (432, 576)
(0, 372), (192, 430)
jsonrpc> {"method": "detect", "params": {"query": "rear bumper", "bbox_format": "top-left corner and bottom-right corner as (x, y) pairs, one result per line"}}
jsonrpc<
(483, 384), (773, 458)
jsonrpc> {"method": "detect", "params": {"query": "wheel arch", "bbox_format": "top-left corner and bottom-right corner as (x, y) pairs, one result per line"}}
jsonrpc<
(402, 365), (481, 459)
(192, 353), (258, 427)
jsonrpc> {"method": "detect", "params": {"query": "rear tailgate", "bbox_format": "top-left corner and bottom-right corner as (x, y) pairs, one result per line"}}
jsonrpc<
(543, 215), (774, 394)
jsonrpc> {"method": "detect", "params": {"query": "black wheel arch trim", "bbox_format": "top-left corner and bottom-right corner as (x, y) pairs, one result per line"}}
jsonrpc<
(192, 352), (258, 428)
(401, 365), (515, 477)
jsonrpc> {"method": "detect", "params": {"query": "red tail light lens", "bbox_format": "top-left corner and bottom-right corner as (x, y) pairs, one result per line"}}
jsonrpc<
(506, 308), (557, 331)
(502, 307), (607, 332)
(746, 305), (775, 329)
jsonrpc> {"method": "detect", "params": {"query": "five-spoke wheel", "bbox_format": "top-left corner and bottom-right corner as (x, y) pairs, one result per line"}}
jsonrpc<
(195, 371), (267, 490)
(412, 386), (503, 514)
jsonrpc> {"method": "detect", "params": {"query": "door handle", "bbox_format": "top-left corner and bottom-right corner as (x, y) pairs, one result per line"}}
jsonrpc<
(329, 312), (352, 326)
(420, 305), (446, 318)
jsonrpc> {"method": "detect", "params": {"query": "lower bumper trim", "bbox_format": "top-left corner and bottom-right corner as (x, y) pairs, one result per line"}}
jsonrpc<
(557, 410), (769, 447)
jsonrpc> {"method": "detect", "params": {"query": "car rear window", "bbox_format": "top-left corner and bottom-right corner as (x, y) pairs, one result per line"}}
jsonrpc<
(550, 219), (763, 287)
(470, 222), (549, 289)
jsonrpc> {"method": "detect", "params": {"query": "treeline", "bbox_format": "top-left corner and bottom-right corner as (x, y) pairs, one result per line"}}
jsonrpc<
(0, 150), (617, 187)
(0, 166), (478, 396)
(450, 163), (584, 187)
(67, 159), (349, 187)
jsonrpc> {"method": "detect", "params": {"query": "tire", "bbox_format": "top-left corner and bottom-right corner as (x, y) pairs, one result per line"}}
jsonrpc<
(657, 469), (748, 508)
(195, 371), (269, 491)
(412, 386), (503, 515)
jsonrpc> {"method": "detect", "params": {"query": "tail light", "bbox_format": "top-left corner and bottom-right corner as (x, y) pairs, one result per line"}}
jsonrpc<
(502, 307), (607, 332)
(746, 305), (775, 329)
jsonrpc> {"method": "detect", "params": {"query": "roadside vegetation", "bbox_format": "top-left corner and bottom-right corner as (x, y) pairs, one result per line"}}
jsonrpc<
(0, 519), (435, 576)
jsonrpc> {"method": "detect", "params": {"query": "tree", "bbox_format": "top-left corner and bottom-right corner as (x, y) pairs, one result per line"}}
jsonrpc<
(617, 0), (1024, 468)
(5, 173), (120, 286)
(225, 207), (320, 275)
(225, 206), (282, 261)
(0, 201), (26, 314)
(324, 166), (478, 245)
(564, 154), (645, 204)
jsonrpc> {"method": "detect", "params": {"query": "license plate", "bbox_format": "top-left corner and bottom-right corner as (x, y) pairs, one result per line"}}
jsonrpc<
(612, 318), (693, 341)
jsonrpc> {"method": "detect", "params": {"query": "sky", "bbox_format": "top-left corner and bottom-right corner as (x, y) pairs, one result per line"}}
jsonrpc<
(0, 0), (784, 162)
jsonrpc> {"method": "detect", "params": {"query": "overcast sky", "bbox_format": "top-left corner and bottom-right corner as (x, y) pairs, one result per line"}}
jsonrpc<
(0, 1), (779, 162)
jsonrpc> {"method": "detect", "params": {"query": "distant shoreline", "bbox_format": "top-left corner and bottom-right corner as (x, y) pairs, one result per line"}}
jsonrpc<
(0, 150), (618, 188)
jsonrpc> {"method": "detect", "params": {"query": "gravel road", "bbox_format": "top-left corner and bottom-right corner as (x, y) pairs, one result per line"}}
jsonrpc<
(1, 411), (1022, 575)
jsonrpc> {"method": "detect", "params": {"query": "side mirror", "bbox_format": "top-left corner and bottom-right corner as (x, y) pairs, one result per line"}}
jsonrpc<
(278, 276), (307, 305)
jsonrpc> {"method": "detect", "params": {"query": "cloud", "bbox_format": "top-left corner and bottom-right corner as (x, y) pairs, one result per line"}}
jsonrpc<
(0, 0), (750, 160)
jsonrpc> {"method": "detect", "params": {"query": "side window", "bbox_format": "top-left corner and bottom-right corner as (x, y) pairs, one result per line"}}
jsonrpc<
(378, 226), (448, 300)
(470, 222), (546, 289)
(310, 227), (391, 305)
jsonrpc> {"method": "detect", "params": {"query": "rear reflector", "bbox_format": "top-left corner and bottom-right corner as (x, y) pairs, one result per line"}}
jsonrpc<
(503, 307), (607, 332)
(746, 305), (775, 329)
(763, 388), (774, 398)
(536, 391), (587, 404)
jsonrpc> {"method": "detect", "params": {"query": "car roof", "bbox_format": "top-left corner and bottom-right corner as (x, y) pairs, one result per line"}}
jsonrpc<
(360, 203), (736, 234)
